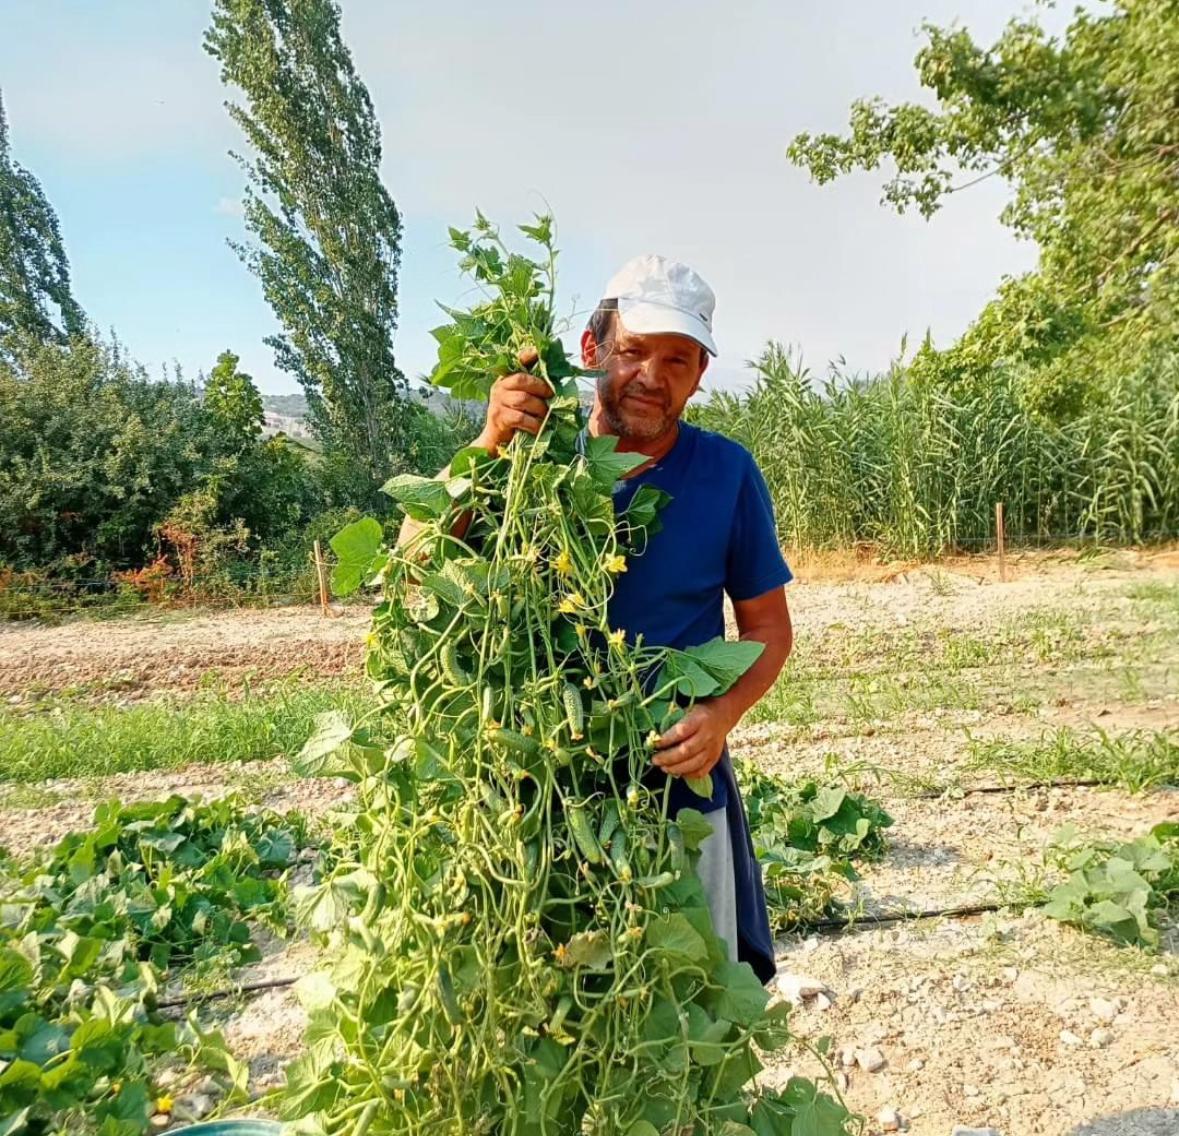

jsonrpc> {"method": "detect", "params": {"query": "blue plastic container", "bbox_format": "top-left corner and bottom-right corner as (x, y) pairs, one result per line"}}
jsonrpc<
(165, 1123), (282, 1136)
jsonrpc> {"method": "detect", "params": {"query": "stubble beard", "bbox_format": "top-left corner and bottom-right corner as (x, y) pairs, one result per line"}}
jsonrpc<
(598, 377), (673, 443)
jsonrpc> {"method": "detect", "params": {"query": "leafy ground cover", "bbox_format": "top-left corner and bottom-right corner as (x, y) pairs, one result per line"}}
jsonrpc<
(736, 760), (893, 932)
(1026, 822), (1179, 951)
(0, 794), (312, 1135)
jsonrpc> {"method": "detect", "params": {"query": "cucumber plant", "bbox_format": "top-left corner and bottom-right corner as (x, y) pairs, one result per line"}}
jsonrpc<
(289, 214), (854, 1135)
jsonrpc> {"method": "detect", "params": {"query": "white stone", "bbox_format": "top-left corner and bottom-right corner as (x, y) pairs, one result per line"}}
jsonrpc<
(1089, 1027), (1113, 1048)
(840, 1046), (857, 1069)
(951, 1129), (1002, 1136)
(1150, 963), (1168, 977)
(775, 972), (829, 1004)
(964, 1084), (980, 1098)
(877, 1107), (901, 1132)
(906, 1058), (925, 1073)
(1089, 997), (1119, 1023)
(835, 1071), (849, 1091)
(856, 1047), (886, 1073)
(814, 992), (834, 1012)
(175, 1093), (215, 1121)
(1060, 1030), (1084, 1047)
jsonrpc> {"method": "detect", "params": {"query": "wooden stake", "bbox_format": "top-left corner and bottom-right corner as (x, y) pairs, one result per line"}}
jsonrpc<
(995, 502), (1007, 583)
(313, 539), (330, 616)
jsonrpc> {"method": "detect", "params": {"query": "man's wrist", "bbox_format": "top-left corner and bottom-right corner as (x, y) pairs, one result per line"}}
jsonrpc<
(704, 694), (741, 737)
(474, 427), (502, 454)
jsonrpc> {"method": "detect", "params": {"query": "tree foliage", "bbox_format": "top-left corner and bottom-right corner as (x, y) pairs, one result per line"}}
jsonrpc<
(0, 336), (219, 568)
(0, 335), (321, 572)
(204, 348), (265, 448)
(788, 0), (1179, 414)
(0, 91), (85, 350)
(204, 0), (410, 492)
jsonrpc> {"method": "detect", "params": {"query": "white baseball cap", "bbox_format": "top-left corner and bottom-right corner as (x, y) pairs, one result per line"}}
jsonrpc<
(601, 254), (718, 357)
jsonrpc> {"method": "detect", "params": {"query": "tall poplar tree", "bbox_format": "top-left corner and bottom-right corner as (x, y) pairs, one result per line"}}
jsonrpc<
(204, 0), (408, 491)
(0, 91), (85, 348)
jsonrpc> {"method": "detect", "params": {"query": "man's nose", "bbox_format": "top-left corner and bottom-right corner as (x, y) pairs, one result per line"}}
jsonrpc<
(637, 357), (668, 387)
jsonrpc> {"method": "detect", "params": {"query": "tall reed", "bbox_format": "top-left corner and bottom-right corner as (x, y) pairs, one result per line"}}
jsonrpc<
(692, 346), (1179, 558)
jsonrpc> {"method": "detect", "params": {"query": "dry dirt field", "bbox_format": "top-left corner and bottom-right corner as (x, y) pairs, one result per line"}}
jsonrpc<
(2, 548), (1177, 1135)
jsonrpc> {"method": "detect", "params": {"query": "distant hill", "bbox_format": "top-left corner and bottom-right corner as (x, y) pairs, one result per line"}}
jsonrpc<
(261, 393), (309, 418)
(260, 393), (315, 444)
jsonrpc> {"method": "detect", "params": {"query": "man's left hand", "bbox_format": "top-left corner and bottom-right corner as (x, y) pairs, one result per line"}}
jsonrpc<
(652, 702), (734, 779)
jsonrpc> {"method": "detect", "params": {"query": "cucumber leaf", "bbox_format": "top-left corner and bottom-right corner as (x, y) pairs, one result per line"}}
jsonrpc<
(329, 517), (383, 596)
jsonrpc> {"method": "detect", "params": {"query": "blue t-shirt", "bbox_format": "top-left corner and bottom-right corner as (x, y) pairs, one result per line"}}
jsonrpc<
(607, 423), (793, 814)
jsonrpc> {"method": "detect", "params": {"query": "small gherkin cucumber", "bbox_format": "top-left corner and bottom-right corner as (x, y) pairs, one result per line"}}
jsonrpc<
(567, 804), (604, 865)
(441, 643), (471, 686)
(562, 682), (585, 739)
(490, 727), (539, 757)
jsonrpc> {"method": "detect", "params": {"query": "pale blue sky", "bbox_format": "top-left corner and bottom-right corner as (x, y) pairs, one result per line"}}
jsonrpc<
(0, 1), (1067, 394)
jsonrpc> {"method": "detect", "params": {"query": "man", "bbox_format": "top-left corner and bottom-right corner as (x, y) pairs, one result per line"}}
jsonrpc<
(471, 254), (794, 983)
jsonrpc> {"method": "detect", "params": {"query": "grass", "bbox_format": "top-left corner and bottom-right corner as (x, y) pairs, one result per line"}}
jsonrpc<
(1127, 581), (1179, 615)
(966, 727), (1179, 793)
(0, 681), (374, 783)
(746, 595), (1178, 733)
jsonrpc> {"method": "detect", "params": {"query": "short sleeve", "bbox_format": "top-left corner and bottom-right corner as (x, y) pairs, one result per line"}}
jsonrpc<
(725, 455), (793, 602)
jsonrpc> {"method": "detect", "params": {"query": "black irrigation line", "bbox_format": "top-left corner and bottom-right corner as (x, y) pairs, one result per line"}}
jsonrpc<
(156, 975), (302, 1010)
(805, 900), (1009, 933)
(912, 777), (1107, 799)
(155, 901), (1019, 1012)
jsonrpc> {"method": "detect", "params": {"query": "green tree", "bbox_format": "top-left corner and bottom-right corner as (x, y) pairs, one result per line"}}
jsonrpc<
(788, 0), (1179, 414)
(0, 335), (324, 573)
(0, 335), (217, 568)
(0, 91), (85, 349)
(204, 0), (410, 494)
(204, 349), (265, 448)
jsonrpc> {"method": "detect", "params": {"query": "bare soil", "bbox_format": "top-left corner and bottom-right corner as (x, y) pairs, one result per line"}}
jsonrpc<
(2, 550), (1177, 1135)
(0, 604), (368, 700)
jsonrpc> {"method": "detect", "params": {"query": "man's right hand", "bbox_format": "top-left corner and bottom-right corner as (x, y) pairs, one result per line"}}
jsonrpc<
(475, 372), (554, 453)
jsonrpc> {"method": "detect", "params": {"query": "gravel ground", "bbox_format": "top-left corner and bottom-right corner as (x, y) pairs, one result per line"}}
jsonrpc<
(2, 550), (1177, 1135)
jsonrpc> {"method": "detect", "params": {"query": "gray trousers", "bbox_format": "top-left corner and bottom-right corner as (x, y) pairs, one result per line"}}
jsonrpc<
(695, 809), (739, 961)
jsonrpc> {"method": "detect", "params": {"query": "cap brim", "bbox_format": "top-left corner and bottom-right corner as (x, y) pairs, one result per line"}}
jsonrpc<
(617, 299), (718, 356)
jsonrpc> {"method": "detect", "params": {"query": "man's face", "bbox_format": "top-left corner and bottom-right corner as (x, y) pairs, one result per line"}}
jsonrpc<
(581, 318), (709, 442)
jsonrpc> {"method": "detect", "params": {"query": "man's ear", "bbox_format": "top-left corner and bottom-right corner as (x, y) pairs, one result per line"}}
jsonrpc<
(689, 351), (710, 399)
(580, 328), (600, 369)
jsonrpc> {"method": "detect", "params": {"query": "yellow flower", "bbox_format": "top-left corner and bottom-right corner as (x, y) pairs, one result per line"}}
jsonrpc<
(554, 549), (574, 577)
(604, 553), (627, 574)
(155, 1095), (174, 1115)
(574, 623), (587, 639)
(557, 592), (585, 615)
(608, 628), (626, 648)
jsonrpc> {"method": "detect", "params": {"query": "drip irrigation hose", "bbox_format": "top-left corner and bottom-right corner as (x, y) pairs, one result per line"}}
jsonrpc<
(155, 901), (1020, 1012)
